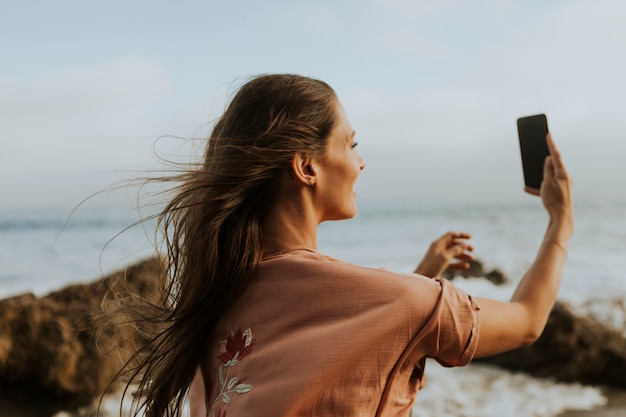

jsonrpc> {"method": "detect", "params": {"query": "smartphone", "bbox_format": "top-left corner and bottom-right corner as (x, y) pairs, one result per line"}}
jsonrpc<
(517, 114), (549, 191)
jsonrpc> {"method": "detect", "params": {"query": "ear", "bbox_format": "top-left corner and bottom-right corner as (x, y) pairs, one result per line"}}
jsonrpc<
(290, 152), (318, 186)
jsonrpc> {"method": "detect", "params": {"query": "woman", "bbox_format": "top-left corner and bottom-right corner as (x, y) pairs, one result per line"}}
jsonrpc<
(128, 74), (573, 417)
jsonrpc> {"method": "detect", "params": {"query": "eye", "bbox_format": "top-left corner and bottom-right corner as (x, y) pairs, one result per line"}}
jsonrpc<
(351, 141), (359, 149)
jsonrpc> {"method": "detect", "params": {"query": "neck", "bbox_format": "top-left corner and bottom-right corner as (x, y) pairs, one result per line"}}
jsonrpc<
(261, 191), (319, 255)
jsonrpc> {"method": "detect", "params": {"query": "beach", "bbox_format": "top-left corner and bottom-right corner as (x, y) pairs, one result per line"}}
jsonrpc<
(558, 389), (626, 416)
(1, 200), (625, 416)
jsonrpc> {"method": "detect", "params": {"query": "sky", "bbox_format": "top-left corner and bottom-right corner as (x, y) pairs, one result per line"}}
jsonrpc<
(1, 0), (626, 212)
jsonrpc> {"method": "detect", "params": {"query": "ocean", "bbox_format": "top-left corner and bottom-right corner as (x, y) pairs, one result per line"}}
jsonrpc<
(1, 199), (625, 416)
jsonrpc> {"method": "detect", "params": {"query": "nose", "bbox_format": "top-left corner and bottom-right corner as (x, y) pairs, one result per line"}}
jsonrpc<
(359, 155), (366, 171)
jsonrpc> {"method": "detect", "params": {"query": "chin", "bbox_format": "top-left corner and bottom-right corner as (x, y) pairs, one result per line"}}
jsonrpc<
(343, 206), (358, 220)
(324, 200), (359, 221)
(326, 208), (357, 222)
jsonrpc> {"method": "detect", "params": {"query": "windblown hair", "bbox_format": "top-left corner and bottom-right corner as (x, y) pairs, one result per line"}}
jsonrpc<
(126, 74), (338, 417)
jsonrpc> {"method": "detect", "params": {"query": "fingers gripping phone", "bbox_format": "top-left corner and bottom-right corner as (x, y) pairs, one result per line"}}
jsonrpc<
(517, 114), (549, 192)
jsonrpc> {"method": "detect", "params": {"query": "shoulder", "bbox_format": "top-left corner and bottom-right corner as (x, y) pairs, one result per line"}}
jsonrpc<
(259, 248), (444, 298)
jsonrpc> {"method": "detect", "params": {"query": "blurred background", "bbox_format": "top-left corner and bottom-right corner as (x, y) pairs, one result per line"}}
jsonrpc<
(2, 0), (625, 212)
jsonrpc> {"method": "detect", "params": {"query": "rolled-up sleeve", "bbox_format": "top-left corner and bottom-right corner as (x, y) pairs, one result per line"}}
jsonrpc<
(406, 277), (481, 367)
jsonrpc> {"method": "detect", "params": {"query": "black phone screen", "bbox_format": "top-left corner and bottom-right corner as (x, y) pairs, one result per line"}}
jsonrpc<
(517, 114), (549, 190)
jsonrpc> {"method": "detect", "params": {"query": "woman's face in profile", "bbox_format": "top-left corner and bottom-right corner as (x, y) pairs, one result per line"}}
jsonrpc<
(312, 100), (366, 222)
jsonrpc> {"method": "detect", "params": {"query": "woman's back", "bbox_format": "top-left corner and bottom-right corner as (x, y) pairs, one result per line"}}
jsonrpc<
(198, 248), (479, 416)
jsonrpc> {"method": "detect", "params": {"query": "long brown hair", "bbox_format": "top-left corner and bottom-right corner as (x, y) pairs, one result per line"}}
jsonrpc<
(125, 74), (338, 417)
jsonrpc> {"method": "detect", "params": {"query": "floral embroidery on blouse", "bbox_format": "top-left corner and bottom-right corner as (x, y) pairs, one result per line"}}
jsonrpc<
(209, 327), (255, 416)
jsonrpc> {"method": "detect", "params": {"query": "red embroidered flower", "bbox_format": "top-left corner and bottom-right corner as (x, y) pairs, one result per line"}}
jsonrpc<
(218, 328), (255, 364)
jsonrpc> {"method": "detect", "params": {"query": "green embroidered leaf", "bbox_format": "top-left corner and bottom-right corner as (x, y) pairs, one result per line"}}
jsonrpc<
(222, 392), (231, 404)
(227, 377), (238, 390)
(234, 383), (253, 394)
(218, 366), (224, 386)
(225, 352), (240, 367)
(224, 358), (239, 367)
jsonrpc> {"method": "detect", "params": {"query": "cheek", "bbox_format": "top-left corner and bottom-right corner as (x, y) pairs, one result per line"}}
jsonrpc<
(349, 155), (362, 179)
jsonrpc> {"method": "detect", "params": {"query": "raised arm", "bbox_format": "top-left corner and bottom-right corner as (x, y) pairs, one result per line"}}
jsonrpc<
(474, 133), (574, 357)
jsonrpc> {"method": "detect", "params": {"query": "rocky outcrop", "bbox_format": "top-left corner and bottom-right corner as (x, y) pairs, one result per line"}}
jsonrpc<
(477, 300), (626, 387)
(442, 259), (508, 285)
(0, 257), (162, 412)
(445, 260), (626, 386)
(444, 259), (626, 387)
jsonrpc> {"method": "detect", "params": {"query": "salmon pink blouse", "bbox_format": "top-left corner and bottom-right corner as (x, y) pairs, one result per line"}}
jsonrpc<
(193, 248), (480, 417)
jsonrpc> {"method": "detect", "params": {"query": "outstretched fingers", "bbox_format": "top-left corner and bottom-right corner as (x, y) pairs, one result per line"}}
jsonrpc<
(415, 231), (474, 277)
(447, 232), (474, 269)
(448, 231), (472, 241)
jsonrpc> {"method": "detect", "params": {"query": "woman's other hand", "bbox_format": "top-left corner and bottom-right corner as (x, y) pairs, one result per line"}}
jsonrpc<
(414, 232), (474, 278)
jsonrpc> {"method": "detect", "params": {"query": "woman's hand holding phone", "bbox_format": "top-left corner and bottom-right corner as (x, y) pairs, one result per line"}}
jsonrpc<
(539, 133), (574, 230)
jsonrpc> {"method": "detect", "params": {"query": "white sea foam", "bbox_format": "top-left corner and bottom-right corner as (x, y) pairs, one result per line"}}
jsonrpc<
(414, 361), (606, 417)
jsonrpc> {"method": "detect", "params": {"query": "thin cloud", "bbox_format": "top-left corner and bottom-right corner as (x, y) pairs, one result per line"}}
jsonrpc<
(0, 57), (168, 172)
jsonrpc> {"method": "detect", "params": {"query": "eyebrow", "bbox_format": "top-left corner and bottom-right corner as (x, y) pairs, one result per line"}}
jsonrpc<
(346, 130), (356, 142)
